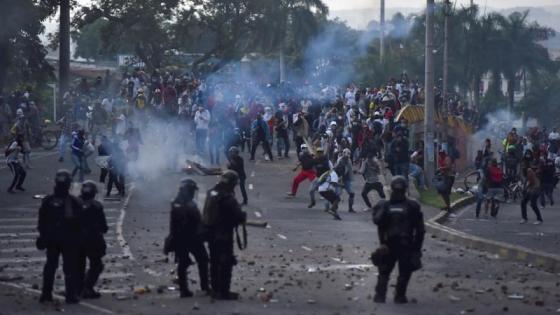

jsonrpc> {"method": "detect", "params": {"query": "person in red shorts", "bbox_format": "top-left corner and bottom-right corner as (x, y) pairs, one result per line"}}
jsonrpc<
(287, 144), (316, 197)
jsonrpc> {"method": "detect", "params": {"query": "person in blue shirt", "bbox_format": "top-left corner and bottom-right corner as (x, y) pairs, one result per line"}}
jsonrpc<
(249, 113), (273, 161)
(71, 129), (86, 182)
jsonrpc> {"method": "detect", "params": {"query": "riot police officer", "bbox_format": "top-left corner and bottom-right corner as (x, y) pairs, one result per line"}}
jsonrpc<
(166, 178), (210, 297)
(202, 171), (247, 300)
(372, 176), (425, 304)
(37, 169), (83, 304)
(78, 180), (107, 299)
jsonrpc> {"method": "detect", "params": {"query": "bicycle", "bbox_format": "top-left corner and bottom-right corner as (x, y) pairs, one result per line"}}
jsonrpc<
(39, 121), (61, 151)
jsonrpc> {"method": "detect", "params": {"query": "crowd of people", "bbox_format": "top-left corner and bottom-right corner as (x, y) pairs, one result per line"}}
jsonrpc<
(470, 126), (560, 224)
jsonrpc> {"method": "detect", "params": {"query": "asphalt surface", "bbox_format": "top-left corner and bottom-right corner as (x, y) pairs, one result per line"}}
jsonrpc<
(1, 149), (560, 314)
(446, 191), (560, 256)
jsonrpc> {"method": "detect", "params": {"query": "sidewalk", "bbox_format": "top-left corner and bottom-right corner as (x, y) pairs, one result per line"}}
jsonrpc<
(445, 196), (560, 257)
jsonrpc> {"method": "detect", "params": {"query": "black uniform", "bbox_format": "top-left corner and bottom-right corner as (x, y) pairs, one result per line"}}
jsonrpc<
(203, 182), (247, 300)
(169, 199), (209, 296)
(227, 155), (248, 205)
(77, 198), (107, 297)
(372, 198), (425, 303)
(37, 193), (83, 303)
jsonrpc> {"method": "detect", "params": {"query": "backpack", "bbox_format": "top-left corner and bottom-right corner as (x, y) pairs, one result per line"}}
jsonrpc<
(488, 166), (504, 184)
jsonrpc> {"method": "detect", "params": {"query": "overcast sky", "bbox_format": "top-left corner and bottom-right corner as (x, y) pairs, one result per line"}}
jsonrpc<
(324, 0), (560, 11)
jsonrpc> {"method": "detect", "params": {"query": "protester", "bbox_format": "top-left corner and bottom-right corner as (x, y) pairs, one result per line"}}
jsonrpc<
(5, 134), (26, 193)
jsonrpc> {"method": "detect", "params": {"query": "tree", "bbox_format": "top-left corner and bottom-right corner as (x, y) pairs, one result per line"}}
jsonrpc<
(494, 11), (554, 109)
(75, 0), (182, 70)
(72, 18), (110, 61)
(0, 0), (57, 93)
(252, 0), (329, 82)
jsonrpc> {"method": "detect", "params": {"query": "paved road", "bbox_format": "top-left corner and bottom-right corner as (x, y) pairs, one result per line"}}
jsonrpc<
(1, 150), (560, 314)
(446, 191), (560, 256)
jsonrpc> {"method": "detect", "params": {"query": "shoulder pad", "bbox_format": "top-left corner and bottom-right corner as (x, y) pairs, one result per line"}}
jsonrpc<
(406, 199), (421, 211)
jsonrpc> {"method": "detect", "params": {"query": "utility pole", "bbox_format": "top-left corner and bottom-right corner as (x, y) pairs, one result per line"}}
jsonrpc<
(442, 0), (452, 152)
(424, 0), (436, 183)
(380, 0), (385, 63)
(59, 0), (70, 111)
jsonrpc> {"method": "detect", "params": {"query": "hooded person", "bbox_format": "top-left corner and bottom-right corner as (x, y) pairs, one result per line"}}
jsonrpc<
(37, 169), (84, 304)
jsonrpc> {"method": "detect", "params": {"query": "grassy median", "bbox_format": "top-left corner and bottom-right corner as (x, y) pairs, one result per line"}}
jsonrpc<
(418, 188), (462, 209)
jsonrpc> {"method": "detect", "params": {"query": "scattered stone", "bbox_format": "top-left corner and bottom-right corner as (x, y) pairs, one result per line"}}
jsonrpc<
(192, 302), (200, 310)
(116, 295), (132, 301)
(344, 283), (353, 291)
(307, 299), (316, 304)
(449, 295), (461, 302)
(534, 300), (544, 307)
(507, 294), (524, 300)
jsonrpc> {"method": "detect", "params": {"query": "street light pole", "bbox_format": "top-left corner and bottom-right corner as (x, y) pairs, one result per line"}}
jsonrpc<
(47, 83), (56, 121)
(424, 0), (436, 183)
(380, 0), (385, 63)
(442, 0), (452, 151)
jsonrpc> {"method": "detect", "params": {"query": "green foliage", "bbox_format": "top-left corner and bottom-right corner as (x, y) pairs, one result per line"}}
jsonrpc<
(0, 0), (57, 93)
(72, 18), (110, 61)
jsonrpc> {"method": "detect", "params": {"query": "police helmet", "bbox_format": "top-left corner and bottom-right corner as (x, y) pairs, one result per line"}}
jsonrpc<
(390, 176), (408, 193)
(179, 178), (198, 191)
(219, 170), (239, 186)
(81, 180), (98, 199)
(55, 169), (72, 186)
(228, 146), (240, 156)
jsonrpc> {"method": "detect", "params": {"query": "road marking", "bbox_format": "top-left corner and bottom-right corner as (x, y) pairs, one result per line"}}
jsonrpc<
(0, 223), (115, 230)
(0, 253), (126, 264)
(0, 232), (37, 238)
(143, 267), (163, 277)
(305, 264), (373, 272)
(0, 247), (40, 253)
(116, 184), (135, 261)
(330, 257), (347, 264)
(0, 238), (35, 244)
(0, 281), (114, 314)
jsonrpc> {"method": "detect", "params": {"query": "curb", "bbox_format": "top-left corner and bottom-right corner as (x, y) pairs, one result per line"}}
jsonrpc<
(424, 195), (560, 273)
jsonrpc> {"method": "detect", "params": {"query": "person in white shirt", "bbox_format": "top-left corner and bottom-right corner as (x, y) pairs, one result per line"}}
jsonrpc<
(6, 135), (26, 193)
(548, 128), (560, 141)
(194, 105), (211, 154)
(318, 166), (343, 220)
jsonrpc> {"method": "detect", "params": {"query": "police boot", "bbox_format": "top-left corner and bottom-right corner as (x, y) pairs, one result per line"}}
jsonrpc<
(39, 292), (53, 303)
(198, 262), (210, 292)
(374, 274), (390, 303)
(215, 264), (239, 300)
(178, 267), (193, 298)
(394, 273), (411, 304)
(348, 193), (355, 212)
